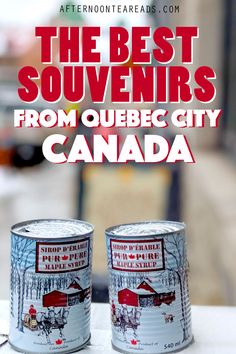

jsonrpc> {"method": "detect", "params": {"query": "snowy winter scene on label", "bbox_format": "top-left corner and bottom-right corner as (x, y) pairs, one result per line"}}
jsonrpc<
(106, 228), (192, 354)
(9, 234), (92, 353)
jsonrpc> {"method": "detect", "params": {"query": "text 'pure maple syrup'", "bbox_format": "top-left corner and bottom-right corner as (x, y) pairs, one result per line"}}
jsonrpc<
(9, 219), (93, 354)
(105, 221), (193, 354)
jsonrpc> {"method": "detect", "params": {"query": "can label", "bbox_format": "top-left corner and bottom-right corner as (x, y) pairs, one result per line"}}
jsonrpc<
(9, 234), (92, 353)
(36, 239), (90, 273)
(110, 239), (165, 272)
(106, 231), (192, 354)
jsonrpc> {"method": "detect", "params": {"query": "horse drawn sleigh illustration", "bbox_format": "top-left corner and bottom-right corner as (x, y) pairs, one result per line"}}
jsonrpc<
(22, 279), (90, 343)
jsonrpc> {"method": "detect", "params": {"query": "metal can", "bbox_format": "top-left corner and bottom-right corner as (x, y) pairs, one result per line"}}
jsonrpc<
(105, 221), (193, 354)
(9, 219), (93, 354)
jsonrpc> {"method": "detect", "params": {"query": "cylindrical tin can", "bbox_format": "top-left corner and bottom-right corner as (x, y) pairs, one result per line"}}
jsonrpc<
(9, 219), (93, 354)
(105, 221), (193, 354)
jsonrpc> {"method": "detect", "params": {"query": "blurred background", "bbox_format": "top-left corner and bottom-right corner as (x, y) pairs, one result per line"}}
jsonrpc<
(0, 0), (235, 306)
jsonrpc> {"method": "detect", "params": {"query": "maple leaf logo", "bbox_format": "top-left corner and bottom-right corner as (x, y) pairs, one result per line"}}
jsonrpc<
(62, 255), (68, 261)
(55, 339), (63, 345)
(128, 254), (135, 260)
(131, 339), (137, 345)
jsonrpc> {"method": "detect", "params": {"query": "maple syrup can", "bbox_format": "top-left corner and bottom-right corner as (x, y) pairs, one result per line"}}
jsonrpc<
(9, 219), (93, 354)
(105, 221), (193, 354)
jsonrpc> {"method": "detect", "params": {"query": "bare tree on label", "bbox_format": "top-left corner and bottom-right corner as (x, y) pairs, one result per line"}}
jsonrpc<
(162, 234), (190, 342)
(11, 235), (35, 331)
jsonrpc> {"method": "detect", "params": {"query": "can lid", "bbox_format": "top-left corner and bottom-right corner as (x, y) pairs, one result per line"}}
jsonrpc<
(105, 220), (185, 237)
(11, 219), (94, 239)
